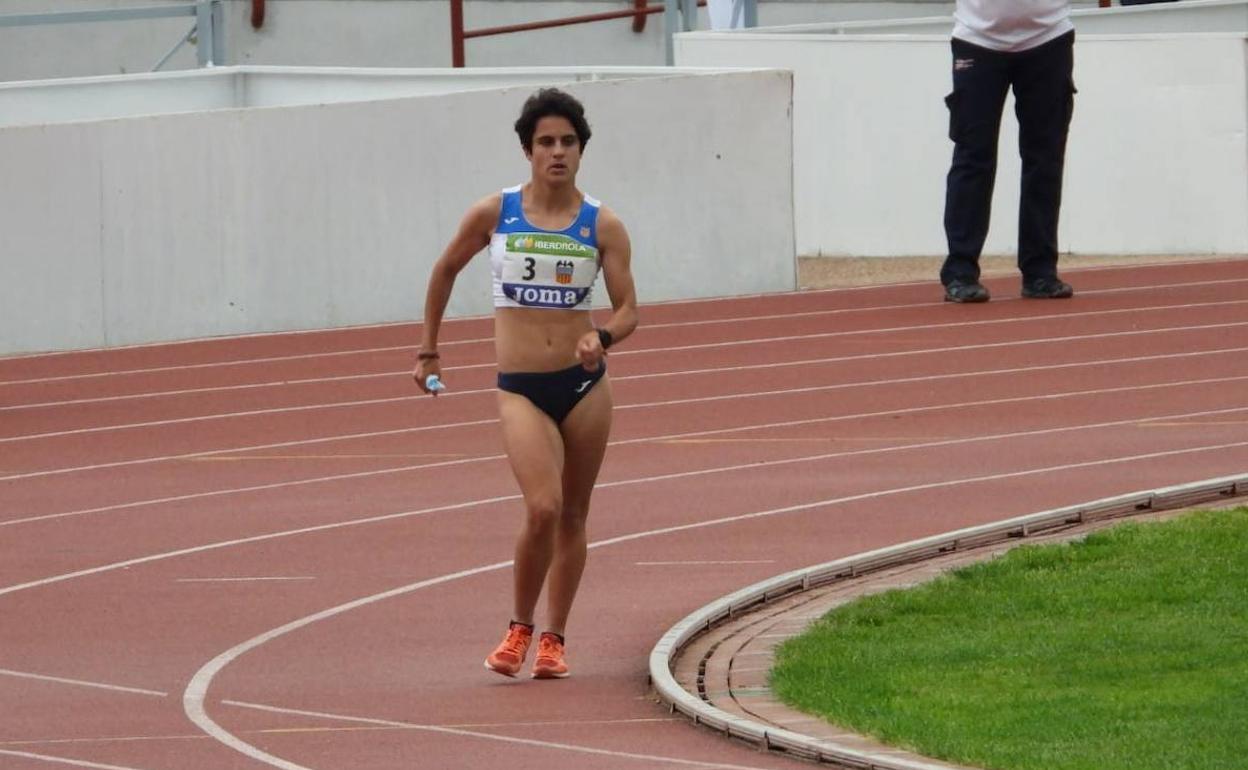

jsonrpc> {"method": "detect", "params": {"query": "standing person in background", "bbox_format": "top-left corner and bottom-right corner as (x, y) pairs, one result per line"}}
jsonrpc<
(940, 0), (1077, 303)
(415, 88), (638, 680)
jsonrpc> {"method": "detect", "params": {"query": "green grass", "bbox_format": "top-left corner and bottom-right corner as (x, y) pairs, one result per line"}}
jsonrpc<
(770, 508), (1248, 770)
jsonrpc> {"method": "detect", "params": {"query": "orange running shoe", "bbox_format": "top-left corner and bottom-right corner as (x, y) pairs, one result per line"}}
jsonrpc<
(530, 632), (569, 679)
(484, 622), (533, 677)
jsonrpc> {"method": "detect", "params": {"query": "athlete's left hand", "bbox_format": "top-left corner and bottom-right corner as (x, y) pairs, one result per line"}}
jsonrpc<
(577, 331), (604, 372)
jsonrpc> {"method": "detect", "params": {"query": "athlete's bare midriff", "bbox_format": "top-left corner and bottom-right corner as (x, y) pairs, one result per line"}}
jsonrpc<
(494, 307), (595, 373)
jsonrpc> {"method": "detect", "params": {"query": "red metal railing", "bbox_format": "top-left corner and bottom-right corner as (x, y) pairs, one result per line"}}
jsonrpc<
(449, 0), (703, 67)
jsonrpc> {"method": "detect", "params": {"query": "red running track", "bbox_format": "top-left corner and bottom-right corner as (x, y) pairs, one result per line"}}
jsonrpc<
(1, 259), (1247, 770)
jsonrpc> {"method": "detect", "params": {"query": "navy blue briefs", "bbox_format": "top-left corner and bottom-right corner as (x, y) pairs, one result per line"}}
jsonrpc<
(497, 361), (607, 424)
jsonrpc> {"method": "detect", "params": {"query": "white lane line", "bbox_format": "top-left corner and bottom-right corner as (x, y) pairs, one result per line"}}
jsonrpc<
(5, 254), (1241, 367)
(641, 275), (1248, 329)
(214, 701), (780, 770)
(4, 315), (1247, 446)
(2, 282), (1238, 399)
(0, 417), (494, 484)
(184, 438), (1248, 770)
(55, 350), (1248, 533)
(621, 371), (1234, 412)
(184, 454), (467, 461)
(5, 397), (1248, 596)
(1142, 420), (1248, 427)
(4, 268), (1239, 385)
(5, 373), (1248, 531)
(0, 668), (165, 697)
(658, 438), (917, 443)
(0, 343), (430, 387)
(0, 736), (205, 748)
(0, 718), (678, 750)
(442, 717), (680, 729)
(370, 318), (1248, 385)
(0, 498), (516, 597)
(1, 373), (422, 411)
(175, 577), (315, 583)
(625, 297), (1248, 355)
(7, 330), (1246, 483)
(0, 751), (158, 770)
(636, 561), (777, 566)
(9, 276), (1248, 408)
(0, 314), (487, 363)
(0, 394), (465, 444)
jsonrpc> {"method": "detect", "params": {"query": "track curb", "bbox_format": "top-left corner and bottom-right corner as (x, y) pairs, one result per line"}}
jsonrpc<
(648, 473), (1248, 768)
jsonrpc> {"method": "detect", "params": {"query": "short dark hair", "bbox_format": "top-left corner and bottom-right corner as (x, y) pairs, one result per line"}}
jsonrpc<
(514, 88), (592, 154)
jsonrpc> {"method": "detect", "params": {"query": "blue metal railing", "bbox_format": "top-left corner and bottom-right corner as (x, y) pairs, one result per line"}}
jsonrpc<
(0, 1), (224, 72)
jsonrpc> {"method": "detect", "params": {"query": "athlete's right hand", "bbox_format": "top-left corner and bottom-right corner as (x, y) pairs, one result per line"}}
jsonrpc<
(414, 356), (443, 395)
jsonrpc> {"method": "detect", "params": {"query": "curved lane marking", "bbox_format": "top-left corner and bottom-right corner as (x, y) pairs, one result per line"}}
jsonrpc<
(183, 438), (1248, 769)
(217, 700), (785, 770)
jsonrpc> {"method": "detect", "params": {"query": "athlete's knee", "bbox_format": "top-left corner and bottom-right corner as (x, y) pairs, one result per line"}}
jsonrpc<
(558, 504), (589, 536)
(524, 495), (563, 531)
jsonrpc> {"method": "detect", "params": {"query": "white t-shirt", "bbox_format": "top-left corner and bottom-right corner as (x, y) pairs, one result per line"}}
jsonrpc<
(953, 0), (1073, 52)
(708, 0), (744, 30)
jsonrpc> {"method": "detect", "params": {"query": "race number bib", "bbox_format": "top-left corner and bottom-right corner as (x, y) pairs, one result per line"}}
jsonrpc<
(500, 232), (598, 309)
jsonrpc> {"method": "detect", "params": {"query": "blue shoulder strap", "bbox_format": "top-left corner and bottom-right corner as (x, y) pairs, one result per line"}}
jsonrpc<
(498, 186), (524, 232)
(574, 198), (601, 246)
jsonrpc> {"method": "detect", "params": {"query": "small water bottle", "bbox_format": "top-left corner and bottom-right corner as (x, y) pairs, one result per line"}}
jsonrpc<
(425, 374), (446, 394)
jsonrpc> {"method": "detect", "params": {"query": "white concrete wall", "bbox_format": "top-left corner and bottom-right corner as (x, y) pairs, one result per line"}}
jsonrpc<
(0, 0), (963, 81)
(677, 32), (1248, 258)
(0, 66), (719, 128)
(0, 69), (242, 127)
(0, 68), (794, 354)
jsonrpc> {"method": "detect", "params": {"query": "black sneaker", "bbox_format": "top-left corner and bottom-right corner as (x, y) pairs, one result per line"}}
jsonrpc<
(944, 279), (990, 303)
(1021, 277), (1074, 299)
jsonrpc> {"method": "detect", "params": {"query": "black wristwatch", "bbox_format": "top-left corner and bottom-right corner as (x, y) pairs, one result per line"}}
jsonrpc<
(596, 328), (613, 351)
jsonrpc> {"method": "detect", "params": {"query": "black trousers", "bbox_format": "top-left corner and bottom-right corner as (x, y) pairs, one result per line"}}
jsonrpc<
(941, 31), (1076, 286)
